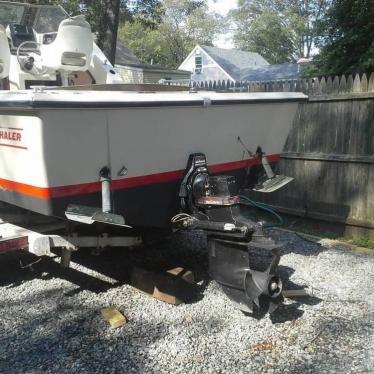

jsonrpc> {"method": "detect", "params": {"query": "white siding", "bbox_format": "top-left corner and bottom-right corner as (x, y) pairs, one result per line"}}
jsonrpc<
(115, 66), (190, 84)
(179, 46), (233, 82)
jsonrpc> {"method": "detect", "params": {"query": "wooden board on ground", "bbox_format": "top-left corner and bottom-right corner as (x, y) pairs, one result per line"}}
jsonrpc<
(282, 289), (309, 298)
(130, 266), (195, 305)
(101, 306), (127, 328)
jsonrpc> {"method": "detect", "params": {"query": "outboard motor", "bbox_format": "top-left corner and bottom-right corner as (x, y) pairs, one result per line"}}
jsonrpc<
(174, 154), (284, 315)
(0, 25), (10, 80)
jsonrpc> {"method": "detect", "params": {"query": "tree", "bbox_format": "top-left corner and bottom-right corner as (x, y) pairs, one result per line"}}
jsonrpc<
(96, 0), (121, 64)
(118, 0), (223, 67)
(160, 0), (222, 66)
(118, 20), (169, 65)
(233, 9), (295, 64)
(231, 0), (330, 63)
(314, 0), (374, 74)
(124, 0), (164, 28)
(74, 0), (164, 64)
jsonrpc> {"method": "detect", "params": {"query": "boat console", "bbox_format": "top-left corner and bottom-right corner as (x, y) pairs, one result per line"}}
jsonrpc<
(0, 1), (121, 90)
(40, 16), (93, 71)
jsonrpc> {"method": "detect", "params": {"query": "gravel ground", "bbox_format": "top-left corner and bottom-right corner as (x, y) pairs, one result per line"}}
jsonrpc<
(0, 227), (373, 374)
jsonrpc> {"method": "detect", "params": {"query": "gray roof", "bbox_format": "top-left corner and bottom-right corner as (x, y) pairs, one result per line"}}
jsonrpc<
(115, 40), (140, 65)
(200, 45), (269, 81)
(241, 63), (305, 82)
(117, 62), (190, 75)
(115, 42), (190, 75)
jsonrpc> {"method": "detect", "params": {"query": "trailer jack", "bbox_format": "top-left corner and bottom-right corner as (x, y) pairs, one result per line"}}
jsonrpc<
(174, 153), (284, 314)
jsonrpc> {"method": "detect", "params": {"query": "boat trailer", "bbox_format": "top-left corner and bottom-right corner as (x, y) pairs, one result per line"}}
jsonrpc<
(0, 221), (142, 267)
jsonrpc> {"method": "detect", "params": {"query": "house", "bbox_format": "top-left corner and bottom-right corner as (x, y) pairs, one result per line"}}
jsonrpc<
(178, 45), (269, 83)
(115, 41), (191, 84)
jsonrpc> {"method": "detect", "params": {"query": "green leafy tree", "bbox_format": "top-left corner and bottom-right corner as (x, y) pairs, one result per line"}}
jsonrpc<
(231, 0), (330, 63)
(124, 0), (164, 28)
(233, 9), (296, 64)
(118, 20), (169, 65)
(160, 0), (222, 66)
(314, 0), (374, 74)
(118, 0), (223, 67)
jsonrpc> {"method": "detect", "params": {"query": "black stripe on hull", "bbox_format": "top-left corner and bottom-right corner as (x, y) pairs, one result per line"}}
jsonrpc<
(0, 168), (250, 228)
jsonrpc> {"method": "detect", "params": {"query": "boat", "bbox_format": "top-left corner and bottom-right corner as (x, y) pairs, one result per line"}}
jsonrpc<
(0, 1), (308, 314)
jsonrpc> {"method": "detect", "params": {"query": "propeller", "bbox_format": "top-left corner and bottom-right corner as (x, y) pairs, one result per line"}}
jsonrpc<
(244, 250), (283, 313)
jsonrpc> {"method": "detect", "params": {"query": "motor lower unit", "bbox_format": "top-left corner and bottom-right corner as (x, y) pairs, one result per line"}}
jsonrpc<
(175, 153), (284, 315)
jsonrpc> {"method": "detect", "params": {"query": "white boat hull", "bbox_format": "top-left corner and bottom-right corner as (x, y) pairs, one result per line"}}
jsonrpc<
(0, 90), (306, 227)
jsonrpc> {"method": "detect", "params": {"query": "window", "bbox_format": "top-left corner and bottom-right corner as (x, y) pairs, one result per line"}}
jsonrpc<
(195, 56), (202, 73)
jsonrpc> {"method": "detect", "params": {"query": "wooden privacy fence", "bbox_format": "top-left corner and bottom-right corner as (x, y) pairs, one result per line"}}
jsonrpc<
(190, 73), (374, 235)
(253, 92), (374, 235)
(190, 72), (374, 96)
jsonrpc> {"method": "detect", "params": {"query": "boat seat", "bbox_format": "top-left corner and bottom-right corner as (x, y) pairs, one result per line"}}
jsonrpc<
(40, 16), (93, 72)
(0, 25), (11, 79)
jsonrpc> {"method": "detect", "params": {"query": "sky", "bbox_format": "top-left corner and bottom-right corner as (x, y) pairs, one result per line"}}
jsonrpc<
(208, 0), (237, 49)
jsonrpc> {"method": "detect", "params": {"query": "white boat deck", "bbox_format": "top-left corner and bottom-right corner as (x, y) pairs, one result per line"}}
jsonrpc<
(0, 89), (308, 109)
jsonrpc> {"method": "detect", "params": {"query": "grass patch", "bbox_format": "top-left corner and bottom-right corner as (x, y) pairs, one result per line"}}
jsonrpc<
(239, 203), (374, 250)
(345, 237), (374, 250)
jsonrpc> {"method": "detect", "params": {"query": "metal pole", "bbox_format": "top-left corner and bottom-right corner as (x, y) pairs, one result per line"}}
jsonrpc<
(100, 167), (112, 213)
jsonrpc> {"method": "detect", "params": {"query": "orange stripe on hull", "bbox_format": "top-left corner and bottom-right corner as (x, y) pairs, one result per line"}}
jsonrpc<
(0, 154), (280, 200)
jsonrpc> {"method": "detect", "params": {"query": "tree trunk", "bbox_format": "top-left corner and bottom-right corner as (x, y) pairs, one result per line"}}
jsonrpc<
(98, 0), (120, 65)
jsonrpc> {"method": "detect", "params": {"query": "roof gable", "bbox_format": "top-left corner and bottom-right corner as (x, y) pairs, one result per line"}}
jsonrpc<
(115, 40), (140, 65)
(200, 45), (269, 81)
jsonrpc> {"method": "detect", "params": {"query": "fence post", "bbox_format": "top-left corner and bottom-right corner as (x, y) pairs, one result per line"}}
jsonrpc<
(301, 78), (308, 94)
(360, 73), (368, 92)
(369, 73), (374, 92)
(353, 73), (361, 92)
(346, 75), (354, 92)
(339, 75), (347, 93)
(326, 76), (333, 94)
(319, 77), (326, 95)
(332, 76), (340, 93)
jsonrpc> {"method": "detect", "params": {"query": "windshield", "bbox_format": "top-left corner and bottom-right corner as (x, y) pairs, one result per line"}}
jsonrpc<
(0, 2), (69, 33)
(0, 3), (24, 28)
(34, 6), (69, 33)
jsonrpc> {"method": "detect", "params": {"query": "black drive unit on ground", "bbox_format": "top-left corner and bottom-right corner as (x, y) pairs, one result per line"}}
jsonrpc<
(174, 153), (284, 315)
